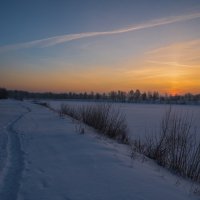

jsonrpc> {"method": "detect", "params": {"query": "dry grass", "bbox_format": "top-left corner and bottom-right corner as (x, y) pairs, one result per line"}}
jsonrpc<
(132, 107), (200, 182)
(60, 103), (129, 144)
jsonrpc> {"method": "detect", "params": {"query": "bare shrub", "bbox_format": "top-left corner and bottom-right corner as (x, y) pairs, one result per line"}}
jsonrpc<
(133, 107), (200, 182)
(75, 121), (85, 134)
(59, 104), (80, 120)
(190, 184), (200, 195)
(60, 103), (129, 144)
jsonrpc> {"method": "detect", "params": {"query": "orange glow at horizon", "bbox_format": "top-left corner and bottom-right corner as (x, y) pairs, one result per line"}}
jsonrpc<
(1, 65), (200, 95)
(1, 40), (200, 95)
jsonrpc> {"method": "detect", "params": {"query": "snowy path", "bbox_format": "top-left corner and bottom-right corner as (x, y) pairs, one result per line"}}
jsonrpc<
(0, 102), (30, 200)
(0, 100), (199, 200)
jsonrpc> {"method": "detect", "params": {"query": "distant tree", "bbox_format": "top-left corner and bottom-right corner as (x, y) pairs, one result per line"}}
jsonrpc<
(128, 90), (134, 102)
(0, 88), (8, 99)
(152, 91), (159, 101)
(194, 94), (200, 102)
(141, 92), (147, 101)
(117, 90), (126, 102)
(4, 88), (200, 105)
(109, 91), (117, 101)
(184, 93), (193, 102)
(89, 91), (94, 99)
(147, 91), (153, 101)
(95, 93), (101, 100)
(83, 92), (88, 99)
(134, 89), (141, 101)
(102, 93), (107, 100)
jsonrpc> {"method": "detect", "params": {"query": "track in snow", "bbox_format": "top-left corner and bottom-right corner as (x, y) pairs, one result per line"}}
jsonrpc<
(0, 106), (31, 200)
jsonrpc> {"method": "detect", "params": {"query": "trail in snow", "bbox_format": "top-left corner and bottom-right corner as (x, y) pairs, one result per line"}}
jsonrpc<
(0, 100), (198, 200)
(0, 105), (31, 200)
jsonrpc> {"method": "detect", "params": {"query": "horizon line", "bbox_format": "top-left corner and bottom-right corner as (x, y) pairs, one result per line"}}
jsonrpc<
(2, 87), (200, 96)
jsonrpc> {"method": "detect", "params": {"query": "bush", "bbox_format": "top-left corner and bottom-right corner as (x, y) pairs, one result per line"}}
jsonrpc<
(133, 107), (200, 182)
(60, 103), (129, 144)
(60, 104), (80, 120)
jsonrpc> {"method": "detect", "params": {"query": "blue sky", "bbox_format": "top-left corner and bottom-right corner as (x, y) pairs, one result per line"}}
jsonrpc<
(0, 0), (200, 93)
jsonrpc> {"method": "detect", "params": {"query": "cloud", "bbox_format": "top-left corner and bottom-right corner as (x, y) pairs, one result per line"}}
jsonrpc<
(147, 39), (200, 55)
(0, 12), (200, 52)
(146, 39), (200, 65)
(146, 60), (192, 68)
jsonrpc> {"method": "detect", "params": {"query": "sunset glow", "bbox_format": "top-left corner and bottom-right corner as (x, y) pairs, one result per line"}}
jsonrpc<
(0, 1), (200, 94)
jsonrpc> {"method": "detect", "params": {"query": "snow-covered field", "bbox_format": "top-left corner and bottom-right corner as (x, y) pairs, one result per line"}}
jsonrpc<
(48, 100), (200, 140)
(0, 100), (199, 199)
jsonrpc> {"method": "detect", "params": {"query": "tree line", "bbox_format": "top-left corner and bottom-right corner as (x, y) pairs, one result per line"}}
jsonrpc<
(1, 88), (200, 105)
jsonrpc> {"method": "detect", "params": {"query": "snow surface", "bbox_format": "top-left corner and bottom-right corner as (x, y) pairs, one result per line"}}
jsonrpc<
(0, 100), (199, 200)
(48, 100), (200, 140)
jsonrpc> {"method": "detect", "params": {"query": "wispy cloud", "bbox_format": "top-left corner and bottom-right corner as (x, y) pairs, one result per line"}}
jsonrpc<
(146, 60), (192, 68)
(1, 12), (200, 52)
(146, 39), (200, 65)
(147, 39), (200, 55)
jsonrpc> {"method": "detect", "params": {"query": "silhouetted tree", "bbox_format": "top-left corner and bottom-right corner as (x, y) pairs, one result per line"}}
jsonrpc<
(153, 91), (159, 101)
(0, 88), (8, 99)
(134, 89), (141, 102)
(147, 91), (153, 101)
(128, 90), (134, 102)
(109, 91), (117, 101)
(141, 92), (147, 101)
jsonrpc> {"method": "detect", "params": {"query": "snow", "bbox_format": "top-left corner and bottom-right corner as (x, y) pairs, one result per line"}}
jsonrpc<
(0, 100), (199, 199)
(48, 100), (200, 140)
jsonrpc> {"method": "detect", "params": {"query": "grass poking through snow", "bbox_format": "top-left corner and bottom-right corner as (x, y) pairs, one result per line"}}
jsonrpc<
(60, 103), (129, 144)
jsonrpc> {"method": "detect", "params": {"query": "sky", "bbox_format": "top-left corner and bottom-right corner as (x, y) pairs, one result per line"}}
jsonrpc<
(0, 0), (200, 94)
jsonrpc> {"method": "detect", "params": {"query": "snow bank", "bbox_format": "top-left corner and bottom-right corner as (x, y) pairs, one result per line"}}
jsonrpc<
(47, 100), (200, 140)
(0, 100), (198, 199)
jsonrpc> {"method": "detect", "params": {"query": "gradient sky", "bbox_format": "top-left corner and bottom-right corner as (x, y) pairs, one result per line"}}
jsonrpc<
(0, 0), (200, 94)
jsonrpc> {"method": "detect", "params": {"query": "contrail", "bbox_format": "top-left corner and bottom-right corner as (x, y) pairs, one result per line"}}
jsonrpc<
(0, 12), (200, 52)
